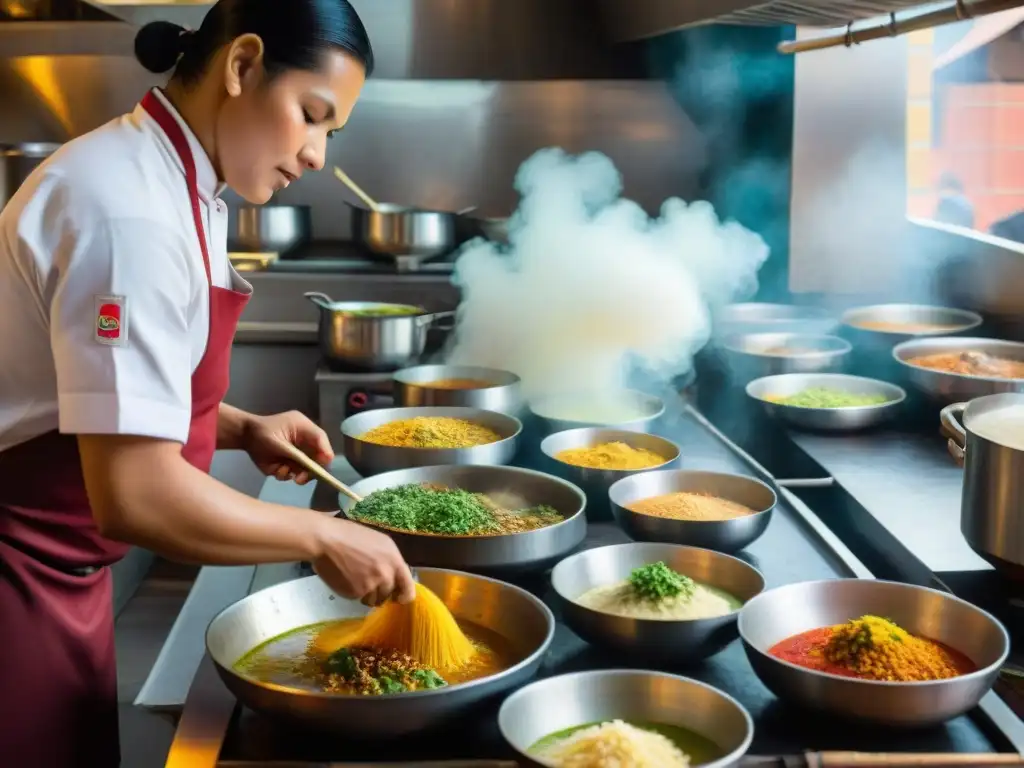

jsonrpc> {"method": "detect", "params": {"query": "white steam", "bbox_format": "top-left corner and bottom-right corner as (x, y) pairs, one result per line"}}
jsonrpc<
(446, 148), (770, 400)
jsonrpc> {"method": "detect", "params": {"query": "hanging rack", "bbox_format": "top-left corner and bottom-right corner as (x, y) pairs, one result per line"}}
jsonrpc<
(778, 0), (1023, 54)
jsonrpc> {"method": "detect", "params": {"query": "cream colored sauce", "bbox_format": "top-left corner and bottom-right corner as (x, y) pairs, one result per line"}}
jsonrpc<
(576, 580), (740, 621)
(970, 407), (1024, 451)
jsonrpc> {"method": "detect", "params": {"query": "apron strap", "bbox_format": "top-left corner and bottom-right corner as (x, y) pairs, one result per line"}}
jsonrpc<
(140, 90), (213, 286)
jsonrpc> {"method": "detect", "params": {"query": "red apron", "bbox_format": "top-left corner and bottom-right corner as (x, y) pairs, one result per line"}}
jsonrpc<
(0, 90), (250, 767)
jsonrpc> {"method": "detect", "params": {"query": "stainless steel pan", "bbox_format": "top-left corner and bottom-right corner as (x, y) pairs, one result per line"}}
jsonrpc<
(205, 569), (555, 736)
(349, 201), (459, 259)
(305, 291), (455, 372)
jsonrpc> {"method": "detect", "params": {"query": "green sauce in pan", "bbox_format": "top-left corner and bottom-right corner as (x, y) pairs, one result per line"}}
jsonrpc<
(529, 720), (723, 765)
(338, 305), (421, 318)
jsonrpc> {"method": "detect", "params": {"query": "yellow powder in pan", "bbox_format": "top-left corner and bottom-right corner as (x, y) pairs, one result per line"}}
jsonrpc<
(627, 492), (754, 521)
(555, 441), (667, 471)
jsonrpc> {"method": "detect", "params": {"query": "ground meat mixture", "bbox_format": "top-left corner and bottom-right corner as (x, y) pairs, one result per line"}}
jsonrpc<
(310, 646), (448, 695)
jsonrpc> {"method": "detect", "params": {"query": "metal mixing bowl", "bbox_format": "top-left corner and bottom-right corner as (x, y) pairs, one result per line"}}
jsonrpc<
(841, 303), (982, 345)
(341, 406), (522, 477)
(551, 542), (765, 662)
(746, 373), (906, 432)
(499, 669), (754, 768)
(206, 570), (554, 736)
(608, 470), (775, 553)
(529, 390), (666, 435)
(738, 578), (1009, 727)
(715, 302), (838, 338)
(893, 336), (1024, 404)
(338, 464), (587, 574)
(721, 333), (851, 384)
(393, 364), (523, 416)
(539, 428), (680, 521)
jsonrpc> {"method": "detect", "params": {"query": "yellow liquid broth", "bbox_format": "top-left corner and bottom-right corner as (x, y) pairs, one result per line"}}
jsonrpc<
(236, 617), (516, 695)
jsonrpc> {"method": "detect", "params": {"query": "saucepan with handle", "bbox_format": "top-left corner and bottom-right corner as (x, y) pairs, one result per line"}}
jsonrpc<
(304, 291), (455, 372)
(333, 166), (471, 259)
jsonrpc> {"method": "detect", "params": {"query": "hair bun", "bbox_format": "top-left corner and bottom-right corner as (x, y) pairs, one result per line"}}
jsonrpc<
(135, 21), (187, 74)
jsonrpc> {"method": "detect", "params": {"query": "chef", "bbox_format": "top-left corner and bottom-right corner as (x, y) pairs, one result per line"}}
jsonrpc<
(0, 1), (416, 765)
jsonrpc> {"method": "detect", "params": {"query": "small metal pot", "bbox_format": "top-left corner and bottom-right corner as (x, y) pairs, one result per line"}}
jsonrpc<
(231, 204), (311, 255)
(304, 291), (455, 372)
(349, 202), (457, 258)
(942, 393), (1024, 577)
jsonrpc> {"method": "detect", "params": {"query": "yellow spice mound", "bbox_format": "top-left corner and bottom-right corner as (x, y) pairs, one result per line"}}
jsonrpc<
(360, 416), (502, 449)
(538, 720), (690, 768)
(627, 492), (753, 522)
(556, 441), (667, 470)
(824, 615), (961, 682)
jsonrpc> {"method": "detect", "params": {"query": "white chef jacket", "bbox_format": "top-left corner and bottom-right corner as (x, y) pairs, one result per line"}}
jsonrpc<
(0, 89), (252, 453)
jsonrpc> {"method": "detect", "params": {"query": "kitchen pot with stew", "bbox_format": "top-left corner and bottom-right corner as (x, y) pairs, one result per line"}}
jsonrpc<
(941, 392), (1024, 579)
(304, 291), (455, 372)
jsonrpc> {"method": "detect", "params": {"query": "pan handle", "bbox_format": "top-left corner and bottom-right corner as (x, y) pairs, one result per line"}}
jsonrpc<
(304, 291), (335, 310)
(939, 402), (968, 466)
(419, 310), (456, 331)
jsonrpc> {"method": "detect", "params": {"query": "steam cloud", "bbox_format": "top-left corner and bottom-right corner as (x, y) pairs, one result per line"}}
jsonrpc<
(446, 148), (771, 400)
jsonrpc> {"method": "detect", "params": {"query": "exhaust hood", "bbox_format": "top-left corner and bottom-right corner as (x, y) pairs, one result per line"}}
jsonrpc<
(72, 0), (1024, 59)
(597, 0), (985, 38)
(78, 0), (644, 80)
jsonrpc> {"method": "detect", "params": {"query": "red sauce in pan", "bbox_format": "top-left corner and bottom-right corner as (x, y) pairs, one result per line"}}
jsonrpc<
(768, 627), (977, 680)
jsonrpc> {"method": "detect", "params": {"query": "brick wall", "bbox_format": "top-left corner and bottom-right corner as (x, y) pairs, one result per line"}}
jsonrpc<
(934, 82), (1024, 229)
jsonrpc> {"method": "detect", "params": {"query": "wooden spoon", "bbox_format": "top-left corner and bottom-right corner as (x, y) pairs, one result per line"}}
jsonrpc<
(333, 166), (381, 213)
(274, 441), (362, 504)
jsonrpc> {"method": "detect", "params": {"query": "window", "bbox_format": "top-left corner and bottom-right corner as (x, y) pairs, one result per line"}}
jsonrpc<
(908, 12), (1024, 243)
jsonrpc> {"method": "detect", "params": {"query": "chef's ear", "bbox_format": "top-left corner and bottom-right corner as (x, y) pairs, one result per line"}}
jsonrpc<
(224, 33), (266, 97)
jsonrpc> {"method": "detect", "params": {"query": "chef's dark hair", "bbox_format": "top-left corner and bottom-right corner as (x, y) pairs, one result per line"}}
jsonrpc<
(134, 0), (373, 83)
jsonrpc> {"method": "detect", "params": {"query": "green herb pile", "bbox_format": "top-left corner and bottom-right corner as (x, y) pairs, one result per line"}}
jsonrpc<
(349, 484), (500, 535)
(628, 561), (696, 603)
(771, 387), (890, 409)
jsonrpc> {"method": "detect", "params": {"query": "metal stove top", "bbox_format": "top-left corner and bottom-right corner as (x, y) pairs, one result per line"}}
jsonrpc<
(233, 242), (459, 275)
(315, 367), (397, 450)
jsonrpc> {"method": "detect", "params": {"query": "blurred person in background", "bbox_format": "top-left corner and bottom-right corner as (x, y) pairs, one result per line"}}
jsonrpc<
(933, 172), (975, 229)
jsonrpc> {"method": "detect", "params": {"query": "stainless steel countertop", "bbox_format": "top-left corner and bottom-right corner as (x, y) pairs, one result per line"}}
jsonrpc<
(158, 404), (1013, 766)
(787, 427), (990, 573)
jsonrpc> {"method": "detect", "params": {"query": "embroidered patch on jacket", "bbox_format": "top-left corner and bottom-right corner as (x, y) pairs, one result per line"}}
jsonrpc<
(94, 295), (128, 347)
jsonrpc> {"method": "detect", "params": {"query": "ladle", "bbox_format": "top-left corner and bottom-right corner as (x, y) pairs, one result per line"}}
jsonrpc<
(333, 166), (381, 212)
(275, 441), (362, 504)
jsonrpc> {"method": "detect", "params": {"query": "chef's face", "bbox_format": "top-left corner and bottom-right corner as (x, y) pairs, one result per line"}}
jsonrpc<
(215, 36), (366, 203)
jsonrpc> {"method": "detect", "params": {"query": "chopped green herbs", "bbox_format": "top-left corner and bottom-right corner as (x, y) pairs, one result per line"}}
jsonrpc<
(348, 483), (562, 536)
(324, 647), (359, 679)
(628, 561), (695, 602)
(410, 668), (447, 689)
(349, 484), (498, 535)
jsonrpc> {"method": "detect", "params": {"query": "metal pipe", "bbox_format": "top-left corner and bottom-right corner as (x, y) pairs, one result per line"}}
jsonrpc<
(778, 0), (1024, 55)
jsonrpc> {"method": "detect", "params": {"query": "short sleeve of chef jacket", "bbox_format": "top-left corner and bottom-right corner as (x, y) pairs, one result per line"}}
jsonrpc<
(37, 173), (196, 444)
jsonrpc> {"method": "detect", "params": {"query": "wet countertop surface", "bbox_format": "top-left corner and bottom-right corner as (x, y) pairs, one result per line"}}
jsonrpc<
(209, 410), (998, 764)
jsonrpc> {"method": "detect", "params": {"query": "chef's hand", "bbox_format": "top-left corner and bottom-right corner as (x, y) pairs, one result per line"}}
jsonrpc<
(312, 517), (417, 606)
(243, 410), (334, 484)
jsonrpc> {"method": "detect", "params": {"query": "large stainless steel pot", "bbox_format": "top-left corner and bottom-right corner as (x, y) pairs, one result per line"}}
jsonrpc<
(1, 142), (60, 208)
(349, 202), (457, 259)
(941, 393), (1024, 576)
(304, 291), (455, 372)
(206, 569), (555, 736)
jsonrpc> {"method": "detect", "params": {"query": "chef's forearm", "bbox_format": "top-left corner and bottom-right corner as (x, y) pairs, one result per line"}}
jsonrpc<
(217, 402), (256, 450)
(78, 434), (326, 564)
